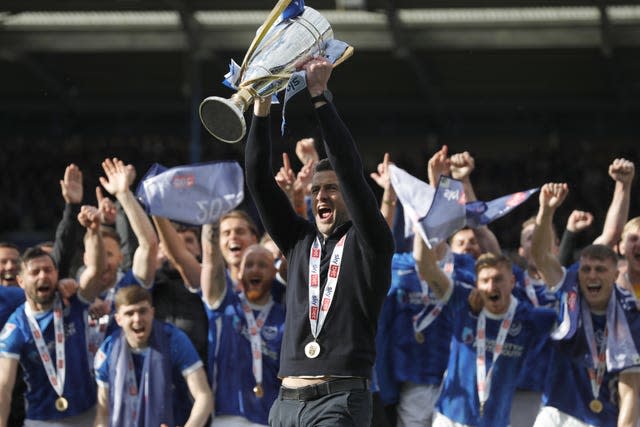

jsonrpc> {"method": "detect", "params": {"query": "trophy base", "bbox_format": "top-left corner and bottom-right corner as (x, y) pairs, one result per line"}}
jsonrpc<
(199, 96), (247, 143)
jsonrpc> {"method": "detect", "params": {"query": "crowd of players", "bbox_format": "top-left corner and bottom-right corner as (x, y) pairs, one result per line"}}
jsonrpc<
(1, 58), (640, 427)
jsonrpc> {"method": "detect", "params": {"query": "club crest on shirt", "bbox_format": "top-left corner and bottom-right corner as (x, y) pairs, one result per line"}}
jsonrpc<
(508, 321), (522, 337)
(262, 325), (278, 341)
(0, 323), (16, 341)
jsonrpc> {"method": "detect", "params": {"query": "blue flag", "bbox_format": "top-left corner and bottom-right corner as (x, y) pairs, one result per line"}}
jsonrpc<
(135, 161), (244, 225)
(282, 0), (305, 20)
(465, 188), (539, 228)
(418, 176), (466, 248)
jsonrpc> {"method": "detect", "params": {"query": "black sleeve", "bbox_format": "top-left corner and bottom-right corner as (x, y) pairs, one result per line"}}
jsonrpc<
(558, 229), (578, 267)
(115, 200), (137, 271)
(315, 103), (394, 254)
(245, 115), (310, 253)
(52, 203), (82, 278)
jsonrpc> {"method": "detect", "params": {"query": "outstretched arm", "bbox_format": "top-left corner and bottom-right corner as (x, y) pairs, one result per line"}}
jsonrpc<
(100, 158), (158, 287)
(413, 233), (451, 300)
(77, 205), (106, 301)
(200, 222), (227, 307)
(558, 210), (593, 266)
(532, 183), (568, 288)
(152, 216), (201, 289)
(305, 57), (393, 253)
(245, 97), (308, 254)
(52, 163), (84, 278)
(449, 151), (501, 255)
(370, 153), (396, 229)
(593, 158), (635, 247)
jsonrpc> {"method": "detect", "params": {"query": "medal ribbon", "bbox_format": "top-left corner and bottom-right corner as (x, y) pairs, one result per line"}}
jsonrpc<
(476, 297), (518, 412)
(239, 293), (274, 389)
(308, 234), (346, 341)
(25, 295), (66, 399)
(581, 299), (608, 402)
(412, 280), (444, 335)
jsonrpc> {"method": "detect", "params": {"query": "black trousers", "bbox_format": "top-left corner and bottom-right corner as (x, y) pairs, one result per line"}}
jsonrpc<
(269, 388), (372, 427)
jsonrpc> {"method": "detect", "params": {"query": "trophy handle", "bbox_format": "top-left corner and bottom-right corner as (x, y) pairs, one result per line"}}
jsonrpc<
(199, 88), (253, 143)
(239, 0), (294, 77)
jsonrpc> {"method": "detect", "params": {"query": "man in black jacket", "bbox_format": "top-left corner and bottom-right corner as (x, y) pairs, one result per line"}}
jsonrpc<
(245, 56), (394, 426)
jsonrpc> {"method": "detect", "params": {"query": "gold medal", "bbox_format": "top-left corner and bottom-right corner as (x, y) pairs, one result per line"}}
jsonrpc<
(253, 383), (264, 398)
(55, 396), (68, 412)
(589, 399), (603, 413)
(415, 331), (425, 344)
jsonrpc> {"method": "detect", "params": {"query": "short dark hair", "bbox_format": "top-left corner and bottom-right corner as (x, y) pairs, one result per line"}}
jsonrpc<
(115, 286), (152, 311)
(475, 252), (512, 275)
(314, 158), (333, 174)
(0, 242), (20, 252)
(21, 246), (56, 269)
(580, 244), (617, 265)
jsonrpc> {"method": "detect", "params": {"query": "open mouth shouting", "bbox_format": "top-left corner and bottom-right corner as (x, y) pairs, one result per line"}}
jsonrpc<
(585, 282), (602, 296)
(317, 205), (333, 223)
(487, 292), (501, 303)
(130, 324), (147, 341)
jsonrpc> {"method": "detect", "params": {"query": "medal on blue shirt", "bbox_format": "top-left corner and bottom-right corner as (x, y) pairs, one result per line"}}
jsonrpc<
(306, 235), (346, 358)
(476, 297), (518, 417)
(412, 280), (444, 344)
(581, 300), (607, 414)
(25, 296), (68, 412)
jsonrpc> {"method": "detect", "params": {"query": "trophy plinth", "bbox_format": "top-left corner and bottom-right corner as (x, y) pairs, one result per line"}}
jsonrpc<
(199, 88), (253, 143)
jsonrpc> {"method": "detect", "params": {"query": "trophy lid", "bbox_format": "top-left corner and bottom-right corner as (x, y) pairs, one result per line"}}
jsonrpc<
(199, 96), (246, 143)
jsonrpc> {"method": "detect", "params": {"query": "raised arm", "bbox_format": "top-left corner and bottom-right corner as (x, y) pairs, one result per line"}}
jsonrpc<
(427, 145), (449, 188)
(200, 222), (227, 307)
(532, 183), (568, 288)
(52, 163), (84, 278)
(152, 216), (201, 289)
(245, 97), (308, 253)
(99, 158), (158, 287)
(557, 210), (593, 266)
(449, 151), (501, 255)
(77, 205), (106, 301)
(370, 153), (396, 229)
(593, 158), (635, 247)
(413, 233), (451, 300)
(274, 152), (308, 217)
(305, 57), (393, 253)
(183, 367), (214, 427)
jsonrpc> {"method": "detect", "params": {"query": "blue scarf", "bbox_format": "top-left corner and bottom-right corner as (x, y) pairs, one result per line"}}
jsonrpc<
(551, 270), (640, 372)
(109, 320), (173, 427)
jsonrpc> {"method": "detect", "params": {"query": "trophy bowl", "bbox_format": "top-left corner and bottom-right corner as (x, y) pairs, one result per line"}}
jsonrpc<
(200, 6), (333, 143)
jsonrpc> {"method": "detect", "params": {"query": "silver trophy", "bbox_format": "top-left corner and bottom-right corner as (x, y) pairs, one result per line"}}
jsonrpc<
(199, 6), (348, 143)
